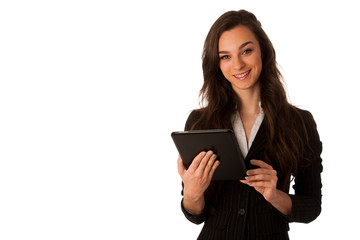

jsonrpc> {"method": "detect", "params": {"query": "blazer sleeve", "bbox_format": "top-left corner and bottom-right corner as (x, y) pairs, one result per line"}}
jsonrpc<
(282, 110), (323, 223)
(180, 110), (209, 224)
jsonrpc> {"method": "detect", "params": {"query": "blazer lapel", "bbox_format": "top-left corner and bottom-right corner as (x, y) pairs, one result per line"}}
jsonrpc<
(245, 119), (267, 162)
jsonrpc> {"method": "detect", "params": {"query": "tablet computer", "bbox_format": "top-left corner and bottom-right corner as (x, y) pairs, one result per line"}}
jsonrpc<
(171, 129), (246, 180)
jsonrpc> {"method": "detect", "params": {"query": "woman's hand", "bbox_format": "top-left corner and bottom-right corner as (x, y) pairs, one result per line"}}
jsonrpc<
(178, 151), (220, 199)
(240, 159), (278, 203)
(240, 159), (292, 215)
(177, 151), (220, 214)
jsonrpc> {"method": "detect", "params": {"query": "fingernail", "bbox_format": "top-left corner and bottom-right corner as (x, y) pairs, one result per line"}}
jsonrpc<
(216, 160), (220, 165)
(202, 152), (206, 157)
(208, 151), (213, 156)
(246, 170), (251, 175)
(250, 160), (255, 164)
(245, 176), (251, 180)
(212, 154), (217, 158)
(247, 182), (252, 186)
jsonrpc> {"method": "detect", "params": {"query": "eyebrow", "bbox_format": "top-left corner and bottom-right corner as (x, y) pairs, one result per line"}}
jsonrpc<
(218, 41), (254, 54)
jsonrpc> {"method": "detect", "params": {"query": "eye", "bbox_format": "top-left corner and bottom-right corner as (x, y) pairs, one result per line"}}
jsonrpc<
(242, 48), (253, 55)
(219, 55), (230, 60)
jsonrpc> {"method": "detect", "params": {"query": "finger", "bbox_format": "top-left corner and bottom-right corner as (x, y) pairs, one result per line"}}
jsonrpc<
(188, 151), (206, 171)
(246, 180), (276, 188)
(244, 173), (278, 187)
(207, 158), (220, 178)
(245, 173), (277, 182)
(250, 159), (273, 169)
(177, 157), (186, 176)
(246, 168), (277, 176)
(240, 178), (275, 187)
(195, 151), (214, 174)
(240, 179), (247, 184)
(204, 153), (217, 175)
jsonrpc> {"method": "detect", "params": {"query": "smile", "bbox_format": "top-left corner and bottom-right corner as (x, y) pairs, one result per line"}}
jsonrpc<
(234, 69), (251, 79)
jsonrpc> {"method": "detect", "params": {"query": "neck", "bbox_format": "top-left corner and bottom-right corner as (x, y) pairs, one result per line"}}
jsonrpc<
(235, 84), (261, 116)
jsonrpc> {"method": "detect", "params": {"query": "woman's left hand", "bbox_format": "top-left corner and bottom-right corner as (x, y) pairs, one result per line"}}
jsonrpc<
(240, 159), (278, 203)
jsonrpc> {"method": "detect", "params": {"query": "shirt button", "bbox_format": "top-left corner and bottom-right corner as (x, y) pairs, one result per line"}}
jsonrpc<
(238, 209), (245, 215)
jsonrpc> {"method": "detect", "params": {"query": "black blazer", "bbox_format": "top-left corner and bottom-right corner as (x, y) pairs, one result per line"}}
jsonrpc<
(180, 109), (323, 240)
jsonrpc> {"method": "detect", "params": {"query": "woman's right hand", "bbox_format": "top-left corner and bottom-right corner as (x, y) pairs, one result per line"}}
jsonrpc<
(177, 151), (220, 213)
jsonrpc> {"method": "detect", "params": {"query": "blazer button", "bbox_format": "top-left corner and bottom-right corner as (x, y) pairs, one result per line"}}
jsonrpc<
(238, 209), (245, 215)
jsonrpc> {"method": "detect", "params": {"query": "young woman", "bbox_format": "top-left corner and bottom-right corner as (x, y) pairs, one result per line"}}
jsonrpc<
(177, 10), (322, 239)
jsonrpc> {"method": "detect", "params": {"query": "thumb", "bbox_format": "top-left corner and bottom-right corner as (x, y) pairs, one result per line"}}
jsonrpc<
(177, 157), (186, 176)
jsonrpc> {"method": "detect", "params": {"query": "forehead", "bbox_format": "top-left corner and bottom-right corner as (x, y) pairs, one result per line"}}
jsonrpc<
(218, 25), (259, 50)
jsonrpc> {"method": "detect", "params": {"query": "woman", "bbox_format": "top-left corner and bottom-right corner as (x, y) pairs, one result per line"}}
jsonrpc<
(177, 10), (322, 239)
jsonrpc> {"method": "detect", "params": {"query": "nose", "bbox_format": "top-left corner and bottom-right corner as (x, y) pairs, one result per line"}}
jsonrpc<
(233, 55), (245, 70)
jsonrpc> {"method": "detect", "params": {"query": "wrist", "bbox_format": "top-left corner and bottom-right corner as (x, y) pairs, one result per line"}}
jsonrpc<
(183, 193), (204, 206)
(183, 195), (205, 215)
(268, 189), (280, 205)
(269, 189), (292, 216)
(183, 187), (203, 202)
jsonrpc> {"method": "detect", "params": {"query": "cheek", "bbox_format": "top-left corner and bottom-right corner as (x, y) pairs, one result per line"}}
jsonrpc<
(250, 57), (262, 74)
(256, 55), (263, 70)
(219, 62), (231, 76)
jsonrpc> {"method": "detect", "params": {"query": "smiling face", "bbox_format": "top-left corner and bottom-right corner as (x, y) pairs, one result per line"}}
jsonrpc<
(218, 25), (263, 95)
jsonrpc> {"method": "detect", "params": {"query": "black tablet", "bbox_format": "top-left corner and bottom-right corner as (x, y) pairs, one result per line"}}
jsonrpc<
(171, 129), (246, 180)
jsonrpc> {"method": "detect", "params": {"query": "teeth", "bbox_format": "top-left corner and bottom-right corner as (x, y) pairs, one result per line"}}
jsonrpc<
(235, 70), (250, 78)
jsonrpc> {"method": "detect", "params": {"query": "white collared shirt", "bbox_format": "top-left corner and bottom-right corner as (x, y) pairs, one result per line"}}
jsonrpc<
(232, 103), (264, 159)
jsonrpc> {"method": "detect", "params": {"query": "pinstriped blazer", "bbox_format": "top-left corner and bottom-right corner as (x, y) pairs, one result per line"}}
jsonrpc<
(180, 108), (322, 240)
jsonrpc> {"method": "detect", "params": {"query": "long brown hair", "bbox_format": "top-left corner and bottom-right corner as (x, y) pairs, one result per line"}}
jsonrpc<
(191, 10), (310, 191)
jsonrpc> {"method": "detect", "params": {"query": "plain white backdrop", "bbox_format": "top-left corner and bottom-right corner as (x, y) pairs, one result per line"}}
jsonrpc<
(0, 0), (359, 239)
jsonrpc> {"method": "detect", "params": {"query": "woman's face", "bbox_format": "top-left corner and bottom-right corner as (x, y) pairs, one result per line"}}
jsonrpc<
(218, 25), (262, 94)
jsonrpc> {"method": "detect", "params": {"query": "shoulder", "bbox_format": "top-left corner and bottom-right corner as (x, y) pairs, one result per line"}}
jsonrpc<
(291, 106), (322, 153)
(290, 106), (317, 129)
(184, 108), (203, 131)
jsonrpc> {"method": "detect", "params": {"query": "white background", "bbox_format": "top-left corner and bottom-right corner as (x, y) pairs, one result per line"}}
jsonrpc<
(0, 0), (359, 239)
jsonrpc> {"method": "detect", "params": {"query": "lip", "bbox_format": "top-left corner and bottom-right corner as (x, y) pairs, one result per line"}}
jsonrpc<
(233, 69), (251, 80)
